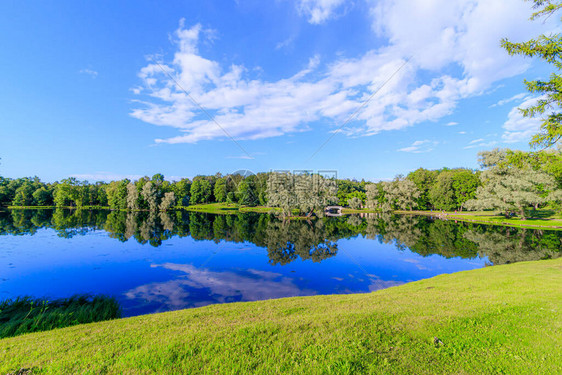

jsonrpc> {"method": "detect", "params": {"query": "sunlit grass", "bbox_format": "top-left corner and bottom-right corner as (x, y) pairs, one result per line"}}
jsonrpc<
(396, 209), (562, 230)
(181, 202), (280, 214)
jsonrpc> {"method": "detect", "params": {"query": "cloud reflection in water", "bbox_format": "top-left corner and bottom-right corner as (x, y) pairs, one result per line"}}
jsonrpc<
(124, 263), (314, 314)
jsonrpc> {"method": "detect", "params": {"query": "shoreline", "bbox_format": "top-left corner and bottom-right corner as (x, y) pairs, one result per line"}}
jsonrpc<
(4, 204), (562, 230)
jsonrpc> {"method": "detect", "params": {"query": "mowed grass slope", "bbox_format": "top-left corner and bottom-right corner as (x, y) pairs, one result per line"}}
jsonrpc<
(1, 259), (561, 374)
(395, 209), (562, 230)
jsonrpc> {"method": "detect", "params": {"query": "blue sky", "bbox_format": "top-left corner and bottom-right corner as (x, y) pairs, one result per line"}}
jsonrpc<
(0, 0), (556, 182)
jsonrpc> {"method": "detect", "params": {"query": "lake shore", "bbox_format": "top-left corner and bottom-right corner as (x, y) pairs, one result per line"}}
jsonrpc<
(395, 210), (562, 230)
(5, 203), (562, 229)
(1, 258), (560, 374)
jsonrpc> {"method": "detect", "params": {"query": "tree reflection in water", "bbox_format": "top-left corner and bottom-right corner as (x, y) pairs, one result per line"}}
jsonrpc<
(0, 209), (560, 265)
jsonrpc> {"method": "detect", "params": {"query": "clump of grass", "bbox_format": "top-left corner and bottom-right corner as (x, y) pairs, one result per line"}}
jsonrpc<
(0, 295), (121, 339)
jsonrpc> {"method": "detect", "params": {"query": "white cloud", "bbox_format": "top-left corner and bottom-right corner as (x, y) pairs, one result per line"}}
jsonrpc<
(469, 138), (484, 144)
(131, 1), (555, 145)
(79, 68), (98, 78)
(370, 0), (537, 82)
(297, 0), (347, 24)
(446, 121), (458, 126)
(490, 93), (527, 108)
(463, 137), (498, 149)
(501, 96), (543, 143)
(397, 139), (438, 153)
(276, 35), (296, 50)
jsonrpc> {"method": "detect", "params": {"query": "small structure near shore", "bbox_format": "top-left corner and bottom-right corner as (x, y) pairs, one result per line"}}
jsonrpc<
(325, 206), (343, 217)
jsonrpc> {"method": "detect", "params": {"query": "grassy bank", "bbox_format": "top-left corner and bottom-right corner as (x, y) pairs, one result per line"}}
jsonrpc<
(398, 209), (562, 230)
(1, 259), (560, 374)
(6, 205), (111, 210)
(5, 204), (562, 230)
(180, 202), (279, 214)
(0, 295), (121, 339)
(5, 204), (278, 215)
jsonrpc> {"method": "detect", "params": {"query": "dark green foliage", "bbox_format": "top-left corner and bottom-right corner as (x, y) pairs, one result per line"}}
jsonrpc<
(172, 178), (192, 206)
(336, 179), (366, 206)
(32, 187), (53, 206)
(407, 168), (438, 210)
(236, 179), (258, 206)
(107, 179), (130, 209)
(226, 191), (236, 204)
(190, 178), (212, 204)
(213, 177), (227, 202)
(0, 295), (121, 339)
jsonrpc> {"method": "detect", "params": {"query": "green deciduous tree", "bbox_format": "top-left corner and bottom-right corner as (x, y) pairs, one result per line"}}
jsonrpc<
(426, 169), (480, 211)
(106, 180), (130, 210)
(504, 147), (562, 187)
(345, 191), (366, 207)
(213, 177), (227, 202)
(266, 172), (337, 217)
(142, 181), (159, 211)
(383, 177), (421, 211)
(348, 196), (362, 210)
(159, 192), (176, 211)
(365, 182), (385, 210)
(451, 170), (481, 211)
(407, 168), (438, 210)
(32, 187), (52, 206)
(172, 178), (192, 206)
(54, 178), (82, 207)
(226, 191), (236, 204)
(237, 179), (257, 206)
(190, 178), (212, 204)
(466, 149), (561, 219)
(126, 183), (139, 211)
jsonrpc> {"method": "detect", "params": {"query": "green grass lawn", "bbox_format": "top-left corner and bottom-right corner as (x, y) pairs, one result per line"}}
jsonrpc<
(398, 209), (562, 230)
(1, 259), (560, 374)
(180, 202), (279, 214)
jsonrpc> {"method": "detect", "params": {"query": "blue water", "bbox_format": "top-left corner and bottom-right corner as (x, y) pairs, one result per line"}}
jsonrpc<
(0, 209), (558, 316)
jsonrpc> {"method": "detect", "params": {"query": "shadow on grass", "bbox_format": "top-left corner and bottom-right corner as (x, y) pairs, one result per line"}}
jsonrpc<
(524, 209), (557, 220)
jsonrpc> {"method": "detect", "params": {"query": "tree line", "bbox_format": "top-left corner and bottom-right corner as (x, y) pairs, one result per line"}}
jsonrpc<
(1, 148), (561, 219)
(363, 148), (562, 219)
(0, 173), (269, 211)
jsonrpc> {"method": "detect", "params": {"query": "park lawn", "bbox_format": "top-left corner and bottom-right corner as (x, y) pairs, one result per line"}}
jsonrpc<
(6, 205), (111, 210)
(341, 208), (378, 214)
(181, 202), (241, 214)
(398, 209), (562, 230)
(181, 202), (279, 214)
(1, 259), (560, 374)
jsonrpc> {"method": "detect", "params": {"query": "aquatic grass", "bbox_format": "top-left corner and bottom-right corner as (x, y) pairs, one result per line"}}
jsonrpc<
(0, 295), (121, 339)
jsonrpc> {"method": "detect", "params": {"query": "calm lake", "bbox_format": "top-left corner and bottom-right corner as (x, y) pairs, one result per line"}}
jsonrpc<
(0, 209), (560, 317)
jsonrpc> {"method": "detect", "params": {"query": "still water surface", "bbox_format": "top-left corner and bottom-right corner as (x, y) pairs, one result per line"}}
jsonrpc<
(0, 209), (560, 316)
